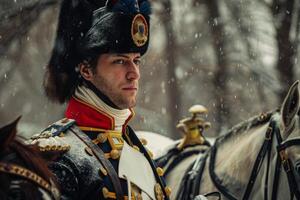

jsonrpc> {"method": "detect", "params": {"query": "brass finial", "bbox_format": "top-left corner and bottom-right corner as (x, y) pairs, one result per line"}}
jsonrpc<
(176, 105), (211, 150)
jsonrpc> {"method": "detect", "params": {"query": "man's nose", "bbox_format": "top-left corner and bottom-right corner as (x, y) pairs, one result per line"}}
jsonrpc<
(126, 61), (140, 81)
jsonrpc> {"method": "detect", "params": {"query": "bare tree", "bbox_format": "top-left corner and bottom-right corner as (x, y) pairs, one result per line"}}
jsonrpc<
(0, 0), (58, 57)
(205, 0), (231, 133)
(159, 0), (182, 139)
(272, 0), (298, 101)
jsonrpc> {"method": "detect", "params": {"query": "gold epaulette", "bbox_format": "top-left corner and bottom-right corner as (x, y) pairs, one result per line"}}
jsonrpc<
(28, 118), (75, 153)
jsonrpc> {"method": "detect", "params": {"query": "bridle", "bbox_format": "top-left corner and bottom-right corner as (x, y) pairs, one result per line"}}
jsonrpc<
(276, 134), (300, 199)
(0, 152), (60, 200)
(209, 116), (300, 200)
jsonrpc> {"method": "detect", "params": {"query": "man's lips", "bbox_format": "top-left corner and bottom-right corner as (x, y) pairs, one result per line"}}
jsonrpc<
(122, 86), (138, 90)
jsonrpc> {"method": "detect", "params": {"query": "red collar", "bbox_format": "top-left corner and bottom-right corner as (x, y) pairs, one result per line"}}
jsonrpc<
(65, 97), (133, 131)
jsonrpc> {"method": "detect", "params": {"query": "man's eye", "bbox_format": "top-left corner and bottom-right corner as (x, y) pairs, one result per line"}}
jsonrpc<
(134, 59), (141, 65)
(113, 59), (125, 64)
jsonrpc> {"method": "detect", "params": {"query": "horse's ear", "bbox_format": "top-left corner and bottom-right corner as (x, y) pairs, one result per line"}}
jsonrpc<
(0, 116), (21, 149)
(280, 81), (299, 129)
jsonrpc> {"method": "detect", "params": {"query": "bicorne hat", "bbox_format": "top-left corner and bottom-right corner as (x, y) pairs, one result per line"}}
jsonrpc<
(44, 0), (151, 103)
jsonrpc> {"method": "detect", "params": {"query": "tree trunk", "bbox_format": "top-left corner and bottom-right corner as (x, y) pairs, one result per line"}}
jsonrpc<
(205, 0), (231, 134)
(273, 0), (296, 101)
(161, 0), (181, 139)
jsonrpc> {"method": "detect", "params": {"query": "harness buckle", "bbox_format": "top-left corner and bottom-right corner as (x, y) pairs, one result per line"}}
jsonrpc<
(280, 150), (291, 172)
(282, 159), (291, 172)
(265, 127), (272, 140)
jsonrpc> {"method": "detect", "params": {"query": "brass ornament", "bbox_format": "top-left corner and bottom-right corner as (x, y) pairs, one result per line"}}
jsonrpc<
(133, 145), (140, 152)
(156, 167), (164, 176)
(97, 133), (108, 143)
(177, 105), (211, 150)
(110, 149), (120, 159)
(147, 149), (154, 159)
(140, 138), (148, 145)
(102, 187), (109, 199)
(165, 186), (172, 197)
(102, 187), (116, 199)
(258, 112), (267, 122)
(106, 131), (124, 150)
(131, 14), (148, 47)
(154, 183), (164, 200)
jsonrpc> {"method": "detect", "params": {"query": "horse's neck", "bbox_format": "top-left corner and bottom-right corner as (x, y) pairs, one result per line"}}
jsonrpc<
(214, 123), (270, 189)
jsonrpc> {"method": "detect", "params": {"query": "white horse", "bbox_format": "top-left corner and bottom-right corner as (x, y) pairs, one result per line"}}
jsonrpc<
(142, 81), (300, 200)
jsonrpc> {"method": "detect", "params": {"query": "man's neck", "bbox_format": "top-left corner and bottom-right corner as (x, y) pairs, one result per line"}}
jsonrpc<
(70, 85), (133, 131)
(84, 81), (120, 109)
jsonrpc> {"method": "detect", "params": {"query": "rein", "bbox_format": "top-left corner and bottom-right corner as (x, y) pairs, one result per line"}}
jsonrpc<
(0, 148), (60, 200)
(0, 162), (59, 200)
(209, 118), (300, 200)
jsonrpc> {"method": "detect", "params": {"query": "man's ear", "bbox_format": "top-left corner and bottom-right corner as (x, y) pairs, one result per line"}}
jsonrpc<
(79, 63), (94, 81)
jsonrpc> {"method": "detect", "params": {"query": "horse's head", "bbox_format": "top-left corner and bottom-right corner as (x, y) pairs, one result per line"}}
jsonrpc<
(0, 117), (60, 200)
(275, 80), (300, 197)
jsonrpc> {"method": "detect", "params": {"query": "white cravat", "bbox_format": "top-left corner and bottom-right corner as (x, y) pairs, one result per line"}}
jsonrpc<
(74, 85), (132, 131)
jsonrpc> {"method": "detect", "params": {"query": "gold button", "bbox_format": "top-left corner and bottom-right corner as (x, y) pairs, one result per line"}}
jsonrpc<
(99, 167), (108, 176)
(97, 134), (107, 143)
(154, 183), (164, 200)
(110, 149), (120, 159)
(156, 167), (164, 176)
(85, 147), (93, 156)
(102, 187), (109, 198)
(140, 138), (148, 145)
(165, 186), (172, 196)
(133, 145), (140, 151)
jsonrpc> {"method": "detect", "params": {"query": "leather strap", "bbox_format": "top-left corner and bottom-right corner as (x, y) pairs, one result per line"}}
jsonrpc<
(0, 162), (60, 200)
(242, 123), (274, 200)
(175, 151), (210, 200)
(126, 126), (170, 200)
(70, 126), (124, 200)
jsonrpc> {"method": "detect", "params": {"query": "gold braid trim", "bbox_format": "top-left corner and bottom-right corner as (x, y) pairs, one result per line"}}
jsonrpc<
(0, 162), (58, 198)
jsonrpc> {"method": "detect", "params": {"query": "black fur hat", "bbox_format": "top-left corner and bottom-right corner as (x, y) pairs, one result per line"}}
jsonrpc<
(44, 0), (151, 103)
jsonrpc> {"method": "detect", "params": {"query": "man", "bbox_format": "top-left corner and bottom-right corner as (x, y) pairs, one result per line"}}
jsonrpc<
(30, 0), (171, 199)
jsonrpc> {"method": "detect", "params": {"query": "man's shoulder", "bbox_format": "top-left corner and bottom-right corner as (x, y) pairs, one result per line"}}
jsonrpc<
(29, 118), (77, 153)
(28, 118), (103, 173)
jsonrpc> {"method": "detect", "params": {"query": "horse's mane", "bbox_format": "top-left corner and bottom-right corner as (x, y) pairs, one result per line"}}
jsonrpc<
(215, 109), (279, 145)
(0, 119), (58, 197)
(9, 137), (56, 183)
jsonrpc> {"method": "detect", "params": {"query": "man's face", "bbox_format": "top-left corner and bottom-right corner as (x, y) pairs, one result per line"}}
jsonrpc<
(88, 53), (141, 109)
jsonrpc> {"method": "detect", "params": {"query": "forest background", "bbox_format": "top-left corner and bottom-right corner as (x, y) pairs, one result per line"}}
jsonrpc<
(0, 0), (299, 139)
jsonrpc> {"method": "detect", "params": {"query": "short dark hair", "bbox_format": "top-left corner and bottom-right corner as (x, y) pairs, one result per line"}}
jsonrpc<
(43, 55), (99, 104)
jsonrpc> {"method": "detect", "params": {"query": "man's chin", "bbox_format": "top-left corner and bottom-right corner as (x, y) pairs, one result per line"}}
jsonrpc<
(116, 98), (136, 109)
